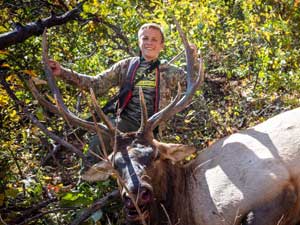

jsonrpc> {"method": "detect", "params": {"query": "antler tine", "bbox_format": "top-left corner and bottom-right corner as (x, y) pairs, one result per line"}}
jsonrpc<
(138, 87), (148, 133)
(145, 83), (182, 131)
(90, 87), (116, 135)
(145, 17), (204, 132)
(174, 17), (194, 88)
(27, 77), (60, 115)
(28, 77), (104, 132)
(41, 29), (110, 136)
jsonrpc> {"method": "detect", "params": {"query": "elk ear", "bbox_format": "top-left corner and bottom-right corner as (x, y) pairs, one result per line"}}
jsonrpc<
(81, 161), (115, 182)
(153, 139), (196, 163)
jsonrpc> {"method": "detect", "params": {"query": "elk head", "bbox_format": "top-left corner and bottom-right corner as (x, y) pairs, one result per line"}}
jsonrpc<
(82, 88), (199, 224)
(31, 19), (204, 224)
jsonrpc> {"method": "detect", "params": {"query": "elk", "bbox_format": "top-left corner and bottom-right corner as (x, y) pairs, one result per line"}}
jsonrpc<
(83, 106), (300, 225)
(30, 25), (300, 225)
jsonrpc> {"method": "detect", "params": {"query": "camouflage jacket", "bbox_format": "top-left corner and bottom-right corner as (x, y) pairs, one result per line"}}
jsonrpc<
(59, 56), (199, 132)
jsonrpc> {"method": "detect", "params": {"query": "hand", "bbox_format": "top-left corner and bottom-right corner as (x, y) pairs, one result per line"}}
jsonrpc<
(48, 59), (62, 77)
(189, 43), (198, 59)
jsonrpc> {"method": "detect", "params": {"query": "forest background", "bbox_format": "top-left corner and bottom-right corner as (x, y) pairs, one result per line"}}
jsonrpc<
(0, 0), (300, 224)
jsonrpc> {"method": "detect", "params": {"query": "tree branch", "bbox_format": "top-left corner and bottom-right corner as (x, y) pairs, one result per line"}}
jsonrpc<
(0, 72), (91, 167)
(16, 206), (80, 225)
(70, 189), (120, 225)
(0, 2), (85, 50)
(93, 17), (136, 56)
(9, 197), (58, 224)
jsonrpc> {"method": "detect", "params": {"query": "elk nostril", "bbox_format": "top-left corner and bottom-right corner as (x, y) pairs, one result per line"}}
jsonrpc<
(124, 195), (135, 209)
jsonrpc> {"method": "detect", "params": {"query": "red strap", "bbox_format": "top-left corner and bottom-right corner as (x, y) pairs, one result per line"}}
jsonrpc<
(154, 67), (160, 113)
(119, 60), (140, 111)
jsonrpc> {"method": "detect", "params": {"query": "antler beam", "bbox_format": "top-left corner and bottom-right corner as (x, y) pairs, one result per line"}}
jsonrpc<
(41, 29), (110, 136)
(143, 17), (204, 133)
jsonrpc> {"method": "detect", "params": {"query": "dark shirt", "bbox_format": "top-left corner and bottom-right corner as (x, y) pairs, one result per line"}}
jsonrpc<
(121, 59), (158, 126)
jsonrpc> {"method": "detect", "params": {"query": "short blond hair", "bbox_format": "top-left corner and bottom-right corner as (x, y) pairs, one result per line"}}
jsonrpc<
(138, 23), (165, 43)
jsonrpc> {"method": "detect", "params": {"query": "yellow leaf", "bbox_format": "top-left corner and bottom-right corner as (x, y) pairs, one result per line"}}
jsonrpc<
(5, 74), (16, 82)
(186, 110), (195, 117)
(0, 63), (10, 68)
(264, 32), (270, 42)
(46, 94), (55, 103)
(23, 69), (38, 77)
(226, 127), (233, 133)
(10, 109), (16, 117)
(184, 119), (192, 124)
(43, 176), (52, 180)
(0, 94), (9, 106)
(0, 50), (9, 55)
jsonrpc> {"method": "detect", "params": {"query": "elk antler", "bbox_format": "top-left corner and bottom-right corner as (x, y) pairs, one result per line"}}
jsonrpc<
(89, 87), (116, 135)
(27, 77), (60, 115)
(138, 87), (148, 133)
(142, 18), (205, 133)
(40, 29), (112, 136)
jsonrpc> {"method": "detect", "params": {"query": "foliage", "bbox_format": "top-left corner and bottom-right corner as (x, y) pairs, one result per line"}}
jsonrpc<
(0, 0), (300, 224)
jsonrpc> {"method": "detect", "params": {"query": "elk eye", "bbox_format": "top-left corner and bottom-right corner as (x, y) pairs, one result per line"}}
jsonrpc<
(113, 157), (126, 170)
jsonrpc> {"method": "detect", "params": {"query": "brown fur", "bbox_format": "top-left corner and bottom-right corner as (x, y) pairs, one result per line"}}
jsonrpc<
(145, 159), (197, 225)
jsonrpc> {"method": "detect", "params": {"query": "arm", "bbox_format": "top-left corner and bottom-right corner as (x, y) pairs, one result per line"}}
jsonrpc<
(48, 58), (131, 95)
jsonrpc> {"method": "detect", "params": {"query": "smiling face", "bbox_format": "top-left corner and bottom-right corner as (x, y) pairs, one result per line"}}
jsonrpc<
(138, 27), (164, 61)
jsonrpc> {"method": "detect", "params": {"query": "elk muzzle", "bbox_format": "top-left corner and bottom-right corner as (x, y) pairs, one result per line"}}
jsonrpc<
(122, 184), (153, 223)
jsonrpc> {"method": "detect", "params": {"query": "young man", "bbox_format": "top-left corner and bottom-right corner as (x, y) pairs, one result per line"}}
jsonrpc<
(49, 23), (199, 164)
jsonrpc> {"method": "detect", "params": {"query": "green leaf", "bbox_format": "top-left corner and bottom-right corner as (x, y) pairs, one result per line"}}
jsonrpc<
(5, 188), (19, 199)
(36, 107), (45, 121)
(61, 192), (92, 207)
(62, 192), (81, 201)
